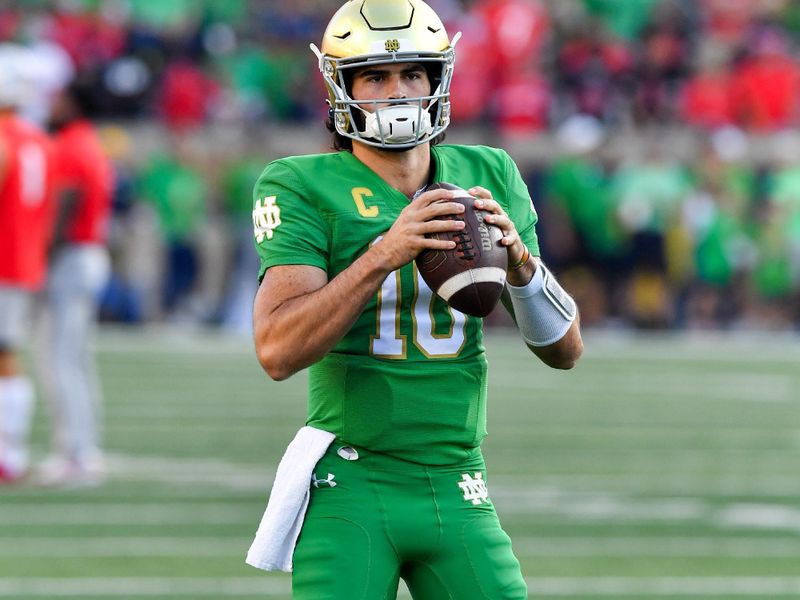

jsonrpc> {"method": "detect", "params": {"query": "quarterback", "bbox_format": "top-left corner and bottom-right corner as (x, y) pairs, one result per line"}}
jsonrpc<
(250, 1), (583, 598)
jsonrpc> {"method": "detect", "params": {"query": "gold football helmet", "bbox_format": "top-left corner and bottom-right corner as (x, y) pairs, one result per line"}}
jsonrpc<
(311, 0), (461, 149)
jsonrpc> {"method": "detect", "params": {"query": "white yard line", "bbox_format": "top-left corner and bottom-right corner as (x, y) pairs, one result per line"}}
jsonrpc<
(500, 374), (795, 402)
(2, 536), (799, 558)
(9, 451), (797, 499)
(494, 489), (800, 533)
(3, 577), (800, 597)
(0, 538), (247, 557)
(0, 503), (255, 526)
(0, 578), (287, 597)
(513, 536), (800, 557)
(490, 474), (800, 497)
(102, 453), (273, 491)
(524, 577), (800, 596)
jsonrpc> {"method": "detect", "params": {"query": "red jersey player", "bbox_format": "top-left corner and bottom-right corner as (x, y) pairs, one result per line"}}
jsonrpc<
(33, 82), (113, 486)
(0, 44), (58, 483)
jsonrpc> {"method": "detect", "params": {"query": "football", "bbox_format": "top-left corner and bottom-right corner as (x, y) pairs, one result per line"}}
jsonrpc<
(416, 182), (508, 317)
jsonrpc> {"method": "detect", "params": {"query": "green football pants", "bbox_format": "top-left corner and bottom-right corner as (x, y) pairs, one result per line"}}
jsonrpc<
(292, 443), (527, 600)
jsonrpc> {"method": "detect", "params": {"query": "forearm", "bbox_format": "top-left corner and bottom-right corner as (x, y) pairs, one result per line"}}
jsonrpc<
(254, 248), (392, 380)
(527, 316), (582, 369)
(503, 259), (583, 369)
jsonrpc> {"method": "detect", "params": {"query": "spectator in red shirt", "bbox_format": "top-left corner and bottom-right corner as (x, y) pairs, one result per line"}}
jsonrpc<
(473, 0), (552, 131)
(32, 82), (114, 487)
(679, 41), (734, 129)
(0, 45), (58, 483)
(46, 6), (126, 71)
(730, 28), (800, 131)
(158, 59), (220, 130)
(443, 11), (493, 123)
(493, 68), (551, 136)
(474, 0), (550, 73)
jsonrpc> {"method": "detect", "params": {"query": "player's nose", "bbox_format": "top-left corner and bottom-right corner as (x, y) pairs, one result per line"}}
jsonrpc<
(387, 76), (408, 100)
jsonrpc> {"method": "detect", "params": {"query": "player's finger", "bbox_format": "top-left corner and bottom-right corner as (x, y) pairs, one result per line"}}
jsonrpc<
(468, 186), (493, 199)
(484, 212), (514, 232)
(420, 236), (457, 250)
(414, 188), (457, 205)
(500, 231), (519, 246)
(421, 218), (465, 234)
(474, 197), (505, 215)
(422, 201), (466, 219)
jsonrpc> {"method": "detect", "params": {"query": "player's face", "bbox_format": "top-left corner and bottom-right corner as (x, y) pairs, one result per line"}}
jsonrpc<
(350, 62), (431, 111)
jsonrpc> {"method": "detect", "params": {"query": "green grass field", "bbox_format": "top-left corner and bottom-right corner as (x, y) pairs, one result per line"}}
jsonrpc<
(1, 328), (799, 599)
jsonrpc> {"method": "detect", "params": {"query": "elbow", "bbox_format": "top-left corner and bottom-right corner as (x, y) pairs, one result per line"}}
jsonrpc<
(548, 353), (580, 370)
(542, 352), (579, 370)
(531, 334), (584, 370)
(547, 318), (584, 370)
(264, 365), (291, 382)
(256, 344), (294, 382)
(552, 336), (584, 370)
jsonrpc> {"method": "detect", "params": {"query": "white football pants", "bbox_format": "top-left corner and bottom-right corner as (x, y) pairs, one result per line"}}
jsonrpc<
(36, 244), (110, 462)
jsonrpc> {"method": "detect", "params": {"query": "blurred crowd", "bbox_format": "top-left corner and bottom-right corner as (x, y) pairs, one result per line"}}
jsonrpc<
(3, 0), (800, 330)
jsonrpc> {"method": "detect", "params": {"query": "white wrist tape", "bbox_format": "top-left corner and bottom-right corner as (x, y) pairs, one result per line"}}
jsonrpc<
(507, 263), (577, 347)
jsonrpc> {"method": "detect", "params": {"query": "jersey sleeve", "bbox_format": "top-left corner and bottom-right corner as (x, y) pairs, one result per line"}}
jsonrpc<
(502, 151), (540, 256)
(253, 159), (331, 282)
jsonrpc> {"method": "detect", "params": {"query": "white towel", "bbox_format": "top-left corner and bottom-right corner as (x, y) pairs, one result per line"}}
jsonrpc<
(246, 426), (335, 572)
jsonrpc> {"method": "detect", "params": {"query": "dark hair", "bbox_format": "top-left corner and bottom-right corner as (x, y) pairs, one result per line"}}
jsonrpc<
(64, 79), (95, 118)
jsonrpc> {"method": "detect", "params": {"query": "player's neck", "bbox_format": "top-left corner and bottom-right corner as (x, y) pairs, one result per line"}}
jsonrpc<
(352, 142), (431, 199)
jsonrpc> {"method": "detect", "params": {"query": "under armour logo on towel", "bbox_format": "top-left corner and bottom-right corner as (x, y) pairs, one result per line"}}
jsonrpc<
(458, 472), (488, 505)
(312, 472), (337, 488)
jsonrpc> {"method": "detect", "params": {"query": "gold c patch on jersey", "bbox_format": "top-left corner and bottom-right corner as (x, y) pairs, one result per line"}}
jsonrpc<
(352, 187), (379, 218)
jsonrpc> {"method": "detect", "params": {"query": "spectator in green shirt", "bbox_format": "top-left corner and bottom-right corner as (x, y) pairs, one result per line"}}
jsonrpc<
(138, 136), (208, 318)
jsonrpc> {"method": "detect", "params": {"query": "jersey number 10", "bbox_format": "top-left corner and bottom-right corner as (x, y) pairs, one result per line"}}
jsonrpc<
(371, 264), (467, 360)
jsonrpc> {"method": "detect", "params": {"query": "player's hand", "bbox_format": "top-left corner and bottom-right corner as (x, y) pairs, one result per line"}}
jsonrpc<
(374, 187), (466, 271)
(468, 186), (527, 267)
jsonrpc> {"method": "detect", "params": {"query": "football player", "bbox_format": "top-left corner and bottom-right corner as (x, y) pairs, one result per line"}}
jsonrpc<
(250, 1), (583, 597)
(32, 81), (113, 487)
(0, 44), (58, 483)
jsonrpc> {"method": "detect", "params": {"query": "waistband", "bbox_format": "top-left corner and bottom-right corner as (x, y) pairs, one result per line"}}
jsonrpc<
(320, 439), (485, 473)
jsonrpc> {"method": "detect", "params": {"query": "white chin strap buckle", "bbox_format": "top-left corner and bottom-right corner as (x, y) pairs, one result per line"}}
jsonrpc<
(362, 105), (433, 144)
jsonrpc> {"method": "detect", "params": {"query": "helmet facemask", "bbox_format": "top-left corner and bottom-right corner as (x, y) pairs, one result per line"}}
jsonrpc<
(312, 37), (459, 150)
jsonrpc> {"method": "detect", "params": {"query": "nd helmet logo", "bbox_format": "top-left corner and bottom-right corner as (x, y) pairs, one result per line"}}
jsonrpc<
(385, 39), (400, 52)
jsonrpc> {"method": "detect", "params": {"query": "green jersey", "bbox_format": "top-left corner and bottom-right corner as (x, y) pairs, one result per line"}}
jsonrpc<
(253, 144), (539, 465)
